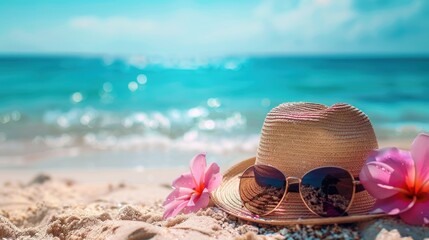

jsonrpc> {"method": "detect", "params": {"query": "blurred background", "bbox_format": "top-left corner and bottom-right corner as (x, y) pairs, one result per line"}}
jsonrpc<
(0, 0), (428, 169)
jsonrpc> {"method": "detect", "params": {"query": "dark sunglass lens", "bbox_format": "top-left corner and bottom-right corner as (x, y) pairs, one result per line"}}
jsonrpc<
(300, 167), (354, 217)
(239, 165), (286, 215)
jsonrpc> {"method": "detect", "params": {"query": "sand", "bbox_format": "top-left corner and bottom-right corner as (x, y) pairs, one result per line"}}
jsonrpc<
(0, 169), (428, 240)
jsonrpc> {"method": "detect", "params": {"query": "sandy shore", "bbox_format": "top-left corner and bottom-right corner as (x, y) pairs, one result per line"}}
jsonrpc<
(0, 167), (427, 240)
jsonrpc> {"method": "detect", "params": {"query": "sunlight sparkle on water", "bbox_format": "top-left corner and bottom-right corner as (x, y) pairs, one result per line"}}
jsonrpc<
(137, 74), (148, 85)
(57, 116), (70, 128)
(1, 115), (10, 124)
(11, 111), (21, 121)
(199, 119), (216, 130)
(103, 82), (113, 92)
(207, 98), (221, 108)
(80, 115), (92, 126)
(184, 130), (198, 141)
(224, 61), (238, 70)
(71, 92), (83, 103)
(187, 107), (208, 118)
(128, 81), (139, 92)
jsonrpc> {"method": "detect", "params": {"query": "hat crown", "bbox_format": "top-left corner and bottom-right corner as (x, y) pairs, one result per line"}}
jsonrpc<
(256, 102), (378, 177)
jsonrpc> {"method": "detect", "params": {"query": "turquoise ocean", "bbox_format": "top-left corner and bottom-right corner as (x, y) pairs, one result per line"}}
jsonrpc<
(1, 56), (429, 168)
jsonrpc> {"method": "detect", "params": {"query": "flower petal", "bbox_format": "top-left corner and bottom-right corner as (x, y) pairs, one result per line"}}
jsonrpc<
(411, 133), (429, 192)
(371, 148), (415, 188)
(190, 153), (207, 186)
(163, 203), (179, 219)
(163, 189), (192, 219)
(163, 187), (193, 206)
(360, 160), (410, 199)
(183, 189), (210, 214)
(163, 200), (189, 219)
(163, 199), (184, 214)
(163, 188), (180, 206)
(418, 177), (429, 197)
(204, 162), (222, 192)
(372, 194), (416, 215)
(164, 194), (193, 210)
(173, 173), (195, 189)
(187, 193), (198, 207)
(399, 194), (429, 225)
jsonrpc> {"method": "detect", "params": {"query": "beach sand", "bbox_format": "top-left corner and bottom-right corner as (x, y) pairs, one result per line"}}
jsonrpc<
(0, 167), (428, 240)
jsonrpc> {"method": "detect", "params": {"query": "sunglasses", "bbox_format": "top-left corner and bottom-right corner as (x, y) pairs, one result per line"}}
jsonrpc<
(239, 165), (364, 217)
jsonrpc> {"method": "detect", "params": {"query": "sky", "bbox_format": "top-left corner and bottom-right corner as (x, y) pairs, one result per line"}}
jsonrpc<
(0, 0), (428, 56)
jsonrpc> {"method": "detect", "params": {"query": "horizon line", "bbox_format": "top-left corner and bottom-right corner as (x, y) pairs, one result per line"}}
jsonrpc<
(1, 52), (429, 59)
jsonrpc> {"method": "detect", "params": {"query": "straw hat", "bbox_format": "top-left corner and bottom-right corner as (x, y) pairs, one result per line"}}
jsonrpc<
(212, 102), (386, 225)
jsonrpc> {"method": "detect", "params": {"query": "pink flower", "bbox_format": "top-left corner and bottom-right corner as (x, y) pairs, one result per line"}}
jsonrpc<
(360, 133), (429, 225)
(163, 153), (222, 219)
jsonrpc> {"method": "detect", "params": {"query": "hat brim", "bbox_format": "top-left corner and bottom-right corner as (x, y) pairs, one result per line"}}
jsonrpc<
(211, 157), (386, 225)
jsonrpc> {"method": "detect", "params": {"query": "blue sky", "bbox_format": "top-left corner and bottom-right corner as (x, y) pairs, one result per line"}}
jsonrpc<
(0, 0), (428, 56)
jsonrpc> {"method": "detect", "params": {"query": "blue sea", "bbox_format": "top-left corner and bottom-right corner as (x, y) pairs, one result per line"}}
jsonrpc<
(1, 56), (429, 168)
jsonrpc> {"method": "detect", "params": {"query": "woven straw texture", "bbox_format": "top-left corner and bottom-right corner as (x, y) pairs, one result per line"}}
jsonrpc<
(212, 102), (385, 225)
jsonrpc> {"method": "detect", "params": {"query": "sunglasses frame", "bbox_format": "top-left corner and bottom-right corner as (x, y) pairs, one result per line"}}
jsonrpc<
(239, 164), (360, 217)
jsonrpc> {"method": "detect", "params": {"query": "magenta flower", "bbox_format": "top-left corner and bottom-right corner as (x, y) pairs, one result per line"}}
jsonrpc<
(163, 153), (222, 219)
(360, 133), (429, 225)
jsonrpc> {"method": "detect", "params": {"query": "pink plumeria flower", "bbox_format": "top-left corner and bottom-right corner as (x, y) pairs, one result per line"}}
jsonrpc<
(163, 153), (222, 219)
(360, 133), (429, 225)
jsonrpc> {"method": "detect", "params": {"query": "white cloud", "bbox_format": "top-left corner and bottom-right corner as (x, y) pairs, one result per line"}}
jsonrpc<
(250, 0), (427, 53)
(1, 0), (428, 55)
(64, 10), (263, 55)
(69, 16), (156, 35)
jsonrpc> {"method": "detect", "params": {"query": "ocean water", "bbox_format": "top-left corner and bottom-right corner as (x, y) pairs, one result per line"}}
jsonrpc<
(1, 56), (429, 168)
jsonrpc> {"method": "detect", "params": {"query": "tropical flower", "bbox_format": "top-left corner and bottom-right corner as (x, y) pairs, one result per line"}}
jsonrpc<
(360, 133), (429, 225)
(163, 153), (222, 219)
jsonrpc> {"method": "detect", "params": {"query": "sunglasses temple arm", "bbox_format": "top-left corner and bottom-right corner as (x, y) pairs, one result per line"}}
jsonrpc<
(354, 178), (365, 193)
